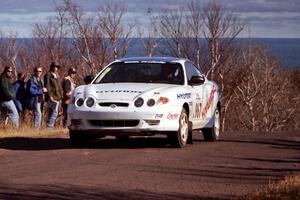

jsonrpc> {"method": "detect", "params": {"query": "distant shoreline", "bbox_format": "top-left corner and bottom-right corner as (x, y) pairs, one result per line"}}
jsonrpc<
(7, 37), (300, 68)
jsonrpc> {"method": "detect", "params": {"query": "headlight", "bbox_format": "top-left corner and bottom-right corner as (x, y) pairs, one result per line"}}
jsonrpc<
(134, 97), (144, 107)
(86, 97), (95, 107)
(76, 98), (84, 107)
(147, 99), (155, 107)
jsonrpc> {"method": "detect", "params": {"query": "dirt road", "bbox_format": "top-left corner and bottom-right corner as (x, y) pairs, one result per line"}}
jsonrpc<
(0, 131), (299, 200)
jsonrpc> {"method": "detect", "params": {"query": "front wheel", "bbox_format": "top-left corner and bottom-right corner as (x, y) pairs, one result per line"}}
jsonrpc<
(168, 108), (189, 148)
(201, 106), (221, 142)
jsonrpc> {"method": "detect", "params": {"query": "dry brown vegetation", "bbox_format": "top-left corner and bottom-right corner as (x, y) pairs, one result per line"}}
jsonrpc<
(0, 125), (68, 138)
(0, 0), (299, 132)
(241, 174), (300, 200)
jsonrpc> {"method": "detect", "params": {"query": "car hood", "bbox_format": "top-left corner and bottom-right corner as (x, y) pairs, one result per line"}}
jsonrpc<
(78, 83), (180, 101)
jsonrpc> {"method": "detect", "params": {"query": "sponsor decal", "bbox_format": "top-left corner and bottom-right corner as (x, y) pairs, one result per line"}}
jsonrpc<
(193, 102), (202, 119)
(177, 93), (191, 99)
(96, 90), (142, 94)
(201, 86), (217, 119)
(167, 113), (179, 120)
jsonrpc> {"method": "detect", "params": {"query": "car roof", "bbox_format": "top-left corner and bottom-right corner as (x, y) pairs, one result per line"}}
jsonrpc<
(116, 57), (187, 63)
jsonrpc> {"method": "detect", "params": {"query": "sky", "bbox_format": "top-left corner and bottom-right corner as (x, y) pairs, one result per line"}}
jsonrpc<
(0, 0), (299, 38)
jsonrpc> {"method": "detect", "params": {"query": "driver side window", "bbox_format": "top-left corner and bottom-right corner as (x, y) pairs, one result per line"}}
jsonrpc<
(185, 62), (202, 81)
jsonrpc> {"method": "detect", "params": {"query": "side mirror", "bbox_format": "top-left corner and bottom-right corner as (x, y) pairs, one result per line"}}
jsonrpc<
(189, 75), (205, 85)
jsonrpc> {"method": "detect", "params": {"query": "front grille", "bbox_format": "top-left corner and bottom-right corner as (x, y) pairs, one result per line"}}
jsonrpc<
(89, 120), (139, 127)
(99, 102), (129, 107)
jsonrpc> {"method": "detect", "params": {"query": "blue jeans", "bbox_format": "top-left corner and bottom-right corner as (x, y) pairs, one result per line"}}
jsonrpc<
(0, 100), (19, 128)
(33, 102), (42, 128)
(47, 100), (60, 128)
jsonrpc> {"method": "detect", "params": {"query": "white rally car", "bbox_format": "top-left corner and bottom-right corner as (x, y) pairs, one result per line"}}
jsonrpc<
(68, 57), (221, 147)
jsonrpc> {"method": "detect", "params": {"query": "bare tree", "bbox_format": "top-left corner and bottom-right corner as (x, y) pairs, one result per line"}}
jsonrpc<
(186, 1), (205, 67)
(233, 45), (262, 131)
(217, 46), (251, 131)
(31, 0), (75, 77)
(138, 15), (161, 57)
(98, 2), (134, 59)
(159, 8), (186, 57)
(0, 32), (20, 77)
(202, 1), (244, 79)
(62, 0), (107, 75)
(233, 45), (300, 131)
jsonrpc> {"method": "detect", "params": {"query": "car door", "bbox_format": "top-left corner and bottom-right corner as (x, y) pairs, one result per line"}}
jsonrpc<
(184, 61), (205, 129)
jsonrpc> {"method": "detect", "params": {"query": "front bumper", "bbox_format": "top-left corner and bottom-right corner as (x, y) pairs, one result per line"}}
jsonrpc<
(68, 105), (181, 134)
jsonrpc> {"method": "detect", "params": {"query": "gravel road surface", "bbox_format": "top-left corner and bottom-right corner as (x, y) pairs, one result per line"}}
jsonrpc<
(0, 131), (299, 200)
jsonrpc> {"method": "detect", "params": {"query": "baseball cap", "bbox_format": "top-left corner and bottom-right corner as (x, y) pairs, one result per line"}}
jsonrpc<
(50, 61), (61, 69)
(68, 67), (77, 74)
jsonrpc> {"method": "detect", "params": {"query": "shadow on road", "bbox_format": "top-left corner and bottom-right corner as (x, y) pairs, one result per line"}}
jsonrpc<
(0, 137), (71, 150)
(0, 184), (231, 200)
(220, 137), (300, 150)
(0, 136), (202, 150)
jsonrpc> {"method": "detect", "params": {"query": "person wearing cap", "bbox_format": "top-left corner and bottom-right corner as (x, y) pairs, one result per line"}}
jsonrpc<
(61, 67), (77, 127)
(44, 62), (63, 129)
(0, 66), (19, 128)
(13, 72), (27, 123)
(26, 66), (47, 128)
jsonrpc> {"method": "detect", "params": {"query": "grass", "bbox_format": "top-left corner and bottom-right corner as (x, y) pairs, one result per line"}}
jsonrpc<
(0, 124), (68, 138)
(241, 174), (300, 200)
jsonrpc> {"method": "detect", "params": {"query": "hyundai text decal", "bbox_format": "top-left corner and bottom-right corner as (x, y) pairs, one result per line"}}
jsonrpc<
(96, 90), (143, 94)
(177, 93), (191, 99)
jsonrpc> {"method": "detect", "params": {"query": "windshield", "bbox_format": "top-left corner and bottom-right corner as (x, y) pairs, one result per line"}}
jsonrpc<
(94, 62), (184, 85)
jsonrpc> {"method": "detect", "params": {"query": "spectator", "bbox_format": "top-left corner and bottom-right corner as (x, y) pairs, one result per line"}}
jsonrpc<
(44, 62), (63, 129)
(26, 67), (47, 128)
(0, 66), (19, 128)
(14, 72), (27, 123)
(62, 67), (77, 127)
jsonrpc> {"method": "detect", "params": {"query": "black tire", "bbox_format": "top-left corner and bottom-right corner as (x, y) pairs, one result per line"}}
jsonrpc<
(69, 130), (90, 148)
(202, 106), (221, 142)
(168, 108), (189, 148)
(187, 131), (193, 144)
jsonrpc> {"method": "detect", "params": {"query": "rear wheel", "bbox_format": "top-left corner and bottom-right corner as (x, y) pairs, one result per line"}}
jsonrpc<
(202, 107), (221, 141)
(69, 130), (91, 148)
(168, 108), (189, 148)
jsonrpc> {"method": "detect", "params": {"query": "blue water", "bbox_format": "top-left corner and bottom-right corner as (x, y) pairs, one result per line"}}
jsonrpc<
(15, 38), (300, 68)
(127, 38), (300, 68)
(240, 38), (300, 68)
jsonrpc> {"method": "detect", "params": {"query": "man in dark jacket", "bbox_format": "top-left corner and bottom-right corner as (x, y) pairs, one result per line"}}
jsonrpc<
(14, 72), (26, 123)
(27, 66), (47, 128)
(0, 66), (19, 128)
(44, 62), (63, 128)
